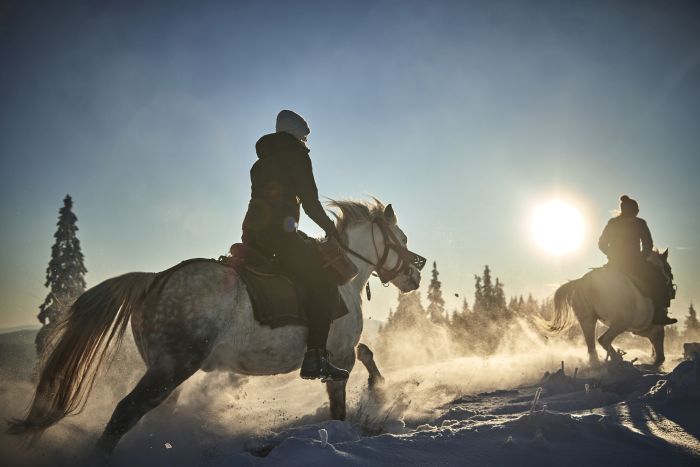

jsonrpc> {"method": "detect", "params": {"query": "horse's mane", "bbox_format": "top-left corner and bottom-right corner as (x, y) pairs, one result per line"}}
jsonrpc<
(327, 198), (385, 233)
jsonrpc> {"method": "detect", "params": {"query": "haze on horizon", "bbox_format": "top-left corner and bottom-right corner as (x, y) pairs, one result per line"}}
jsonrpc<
(1, 1), (699, 328)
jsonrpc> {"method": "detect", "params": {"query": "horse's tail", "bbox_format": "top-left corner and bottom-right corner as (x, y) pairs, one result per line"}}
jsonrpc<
(7, 272), (154, 439)
(547, 278), (584, 334)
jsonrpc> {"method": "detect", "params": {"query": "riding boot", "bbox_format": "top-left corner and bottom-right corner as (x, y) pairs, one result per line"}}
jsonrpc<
(652, 306), (677, 326)
(300, 348), (349, 382)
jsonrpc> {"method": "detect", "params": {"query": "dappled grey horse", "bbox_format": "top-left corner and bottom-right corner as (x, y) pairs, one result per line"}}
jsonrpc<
(9, 199), (422, 454)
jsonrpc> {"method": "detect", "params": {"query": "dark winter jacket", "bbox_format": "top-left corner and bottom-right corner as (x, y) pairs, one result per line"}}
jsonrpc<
(243, 132), (337, 238)
(598, 215), (653, 266)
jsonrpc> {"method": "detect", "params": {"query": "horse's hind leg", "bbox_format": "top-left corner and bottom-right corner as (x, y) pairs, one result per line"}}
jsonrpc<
(357, 343), (385, 390)
(96, 335), (213, 456)
(96, 366), (198, 454)
(579, 316), (599, 366)
(598, 324), (625, 362)
(153, 385), (183, 417)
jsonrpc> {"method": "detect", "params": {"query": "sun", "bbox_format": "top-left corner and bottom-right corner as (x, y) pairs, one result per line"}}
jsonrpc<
(531, 200), (585, 255)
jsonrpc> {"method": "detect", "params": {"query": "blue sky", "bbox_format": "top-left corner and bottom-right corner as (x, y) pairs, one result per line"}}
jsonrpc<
(1, 0), (699, 327)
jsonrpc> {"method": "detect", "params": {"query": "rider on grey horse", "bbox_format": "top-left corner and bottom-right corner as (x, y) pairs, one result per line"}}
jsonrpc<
(598, 195), (677, 325)
(241, 109), (349, 381)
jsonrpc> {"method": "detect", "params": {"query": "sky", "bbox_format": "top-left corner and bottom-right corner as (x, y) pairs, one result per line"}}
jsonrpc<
(1, 0), (699, 328)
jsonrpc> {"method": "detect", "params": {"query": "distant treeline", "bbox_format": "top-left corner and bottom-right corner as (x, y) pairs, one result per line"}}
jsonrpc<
(376, 263), (700, 366)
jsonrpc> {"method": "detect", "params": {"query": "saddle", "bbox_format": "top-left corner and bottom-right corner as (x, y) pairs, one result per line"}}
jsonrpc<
(600, 263), (668, 307)
(222, 242), (350, 328)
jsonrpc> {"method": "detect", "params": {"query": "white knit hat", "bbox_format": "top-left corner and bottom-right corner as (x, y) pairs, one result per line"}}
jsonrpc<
(275, 109), (310, 142)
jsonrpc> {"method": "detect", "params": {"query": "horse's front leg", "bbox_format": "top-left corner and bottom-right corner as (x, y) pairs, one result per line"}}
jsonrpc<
(326, 350), (355, 420)
(357, 343), (385, 390)
(645, 325), (665, 367)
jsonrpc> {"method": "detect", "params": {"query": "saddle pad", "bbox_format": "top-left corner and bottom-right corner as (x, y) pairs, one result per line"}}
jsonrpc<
(596, 265), (651, 299)
(238, 265), (306, 327)
(151, 257), (349, 329)
(219, 256), (350, 328)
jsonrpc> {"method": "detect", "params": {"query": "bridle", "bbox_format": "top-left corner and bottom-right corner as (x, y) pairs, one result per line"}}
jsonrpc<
(654, 253), (677, 300)
(340, 216), (426, 284)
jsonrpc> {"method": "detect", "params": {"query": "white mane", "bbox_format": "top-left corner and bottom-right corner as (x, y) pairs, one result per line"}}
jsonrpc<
(327, 198), (386, 233)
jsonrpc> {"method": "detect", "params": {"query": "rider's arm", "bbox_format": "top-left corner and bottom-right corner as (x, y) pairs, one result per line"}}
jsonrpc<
(598, 222), (611, 255)
(291, 154), (339, 238)
(639, 219), (653, 258)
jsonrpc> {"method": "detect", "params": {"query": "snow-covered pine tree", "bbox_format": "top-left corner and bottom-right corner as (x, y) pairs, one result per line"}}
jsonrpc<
(427, 261), (447, 324)
(36, 195), (87, 354)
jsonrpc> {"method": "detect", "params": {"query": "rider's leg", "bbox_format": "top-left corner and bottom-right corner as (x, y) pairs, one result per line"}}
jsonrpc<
(650, 296), (677, 325)
(649, 281), (676, 325)
(299, 273), (348, 381)
(265, 231), (348, 381)
(305, 275), (336, 350)
(638, 261), (676, 325)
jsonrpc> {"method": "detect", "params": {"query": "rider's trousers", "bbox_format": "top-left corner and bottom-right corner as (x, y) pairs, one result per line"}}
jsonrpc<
(243, 226), (339, 350)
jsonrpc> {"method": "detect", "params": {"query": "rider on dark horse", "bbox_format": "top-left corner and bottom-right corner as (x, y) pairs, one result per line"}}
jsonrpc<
(242, 109), (349, 381)
(598, 195), (676, 325)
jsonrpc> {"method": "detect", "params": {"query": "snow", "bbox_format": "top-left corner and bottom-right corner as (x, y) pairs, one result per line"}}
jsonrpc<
(1, 332), (698, 466)
(251, 358), (699, 467)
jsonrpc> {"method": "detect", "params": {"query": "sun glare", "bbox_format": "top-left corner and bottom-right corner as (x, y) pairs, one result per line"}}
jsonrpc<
(531, 200), (584, 256)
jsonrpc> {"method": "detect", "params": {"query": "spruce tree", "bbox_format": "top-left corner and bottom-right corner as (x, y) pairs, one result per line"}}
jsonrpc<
(482, 265), (494, 311)
(36, 195), (87, 353)
(473, 265), (504, 318)
(470, 265), (509, 353)
(684, 303), (700, 337)
(381, 290), (427, 332)
(508, 296), (519, 315)
(494, 278), (507, 318)
(451, 298), (471, 337)
(473, 276), (484, 314)
(461, 298), (470, 315)
(426, 261), (446, 324)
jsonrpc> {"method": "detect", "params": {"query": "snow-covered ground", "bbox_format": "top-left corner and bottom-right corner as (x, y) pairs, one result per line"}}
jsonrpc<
(1, 330), (698, 466)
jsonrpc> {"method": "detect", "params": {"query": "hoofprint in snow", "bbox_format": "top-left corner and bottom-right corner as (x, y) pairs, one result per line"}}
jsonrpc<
(0, 332), (698, 467)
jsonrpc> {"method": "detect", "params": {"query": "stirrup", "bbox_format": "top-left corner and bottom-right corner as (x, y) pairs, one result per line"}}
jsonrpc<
(300, 349), (349, 382)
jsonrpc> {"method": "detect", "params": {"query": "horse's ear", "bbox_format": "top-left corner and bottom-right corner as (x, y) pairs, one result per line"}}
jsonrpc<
(384, 204), (396, 224)
(662, 248), (669, 259)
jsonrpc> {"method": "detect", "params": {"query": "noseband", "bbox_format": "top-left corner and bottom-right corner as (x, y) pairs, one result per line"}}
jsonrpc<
(341, 217), (426, 284)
